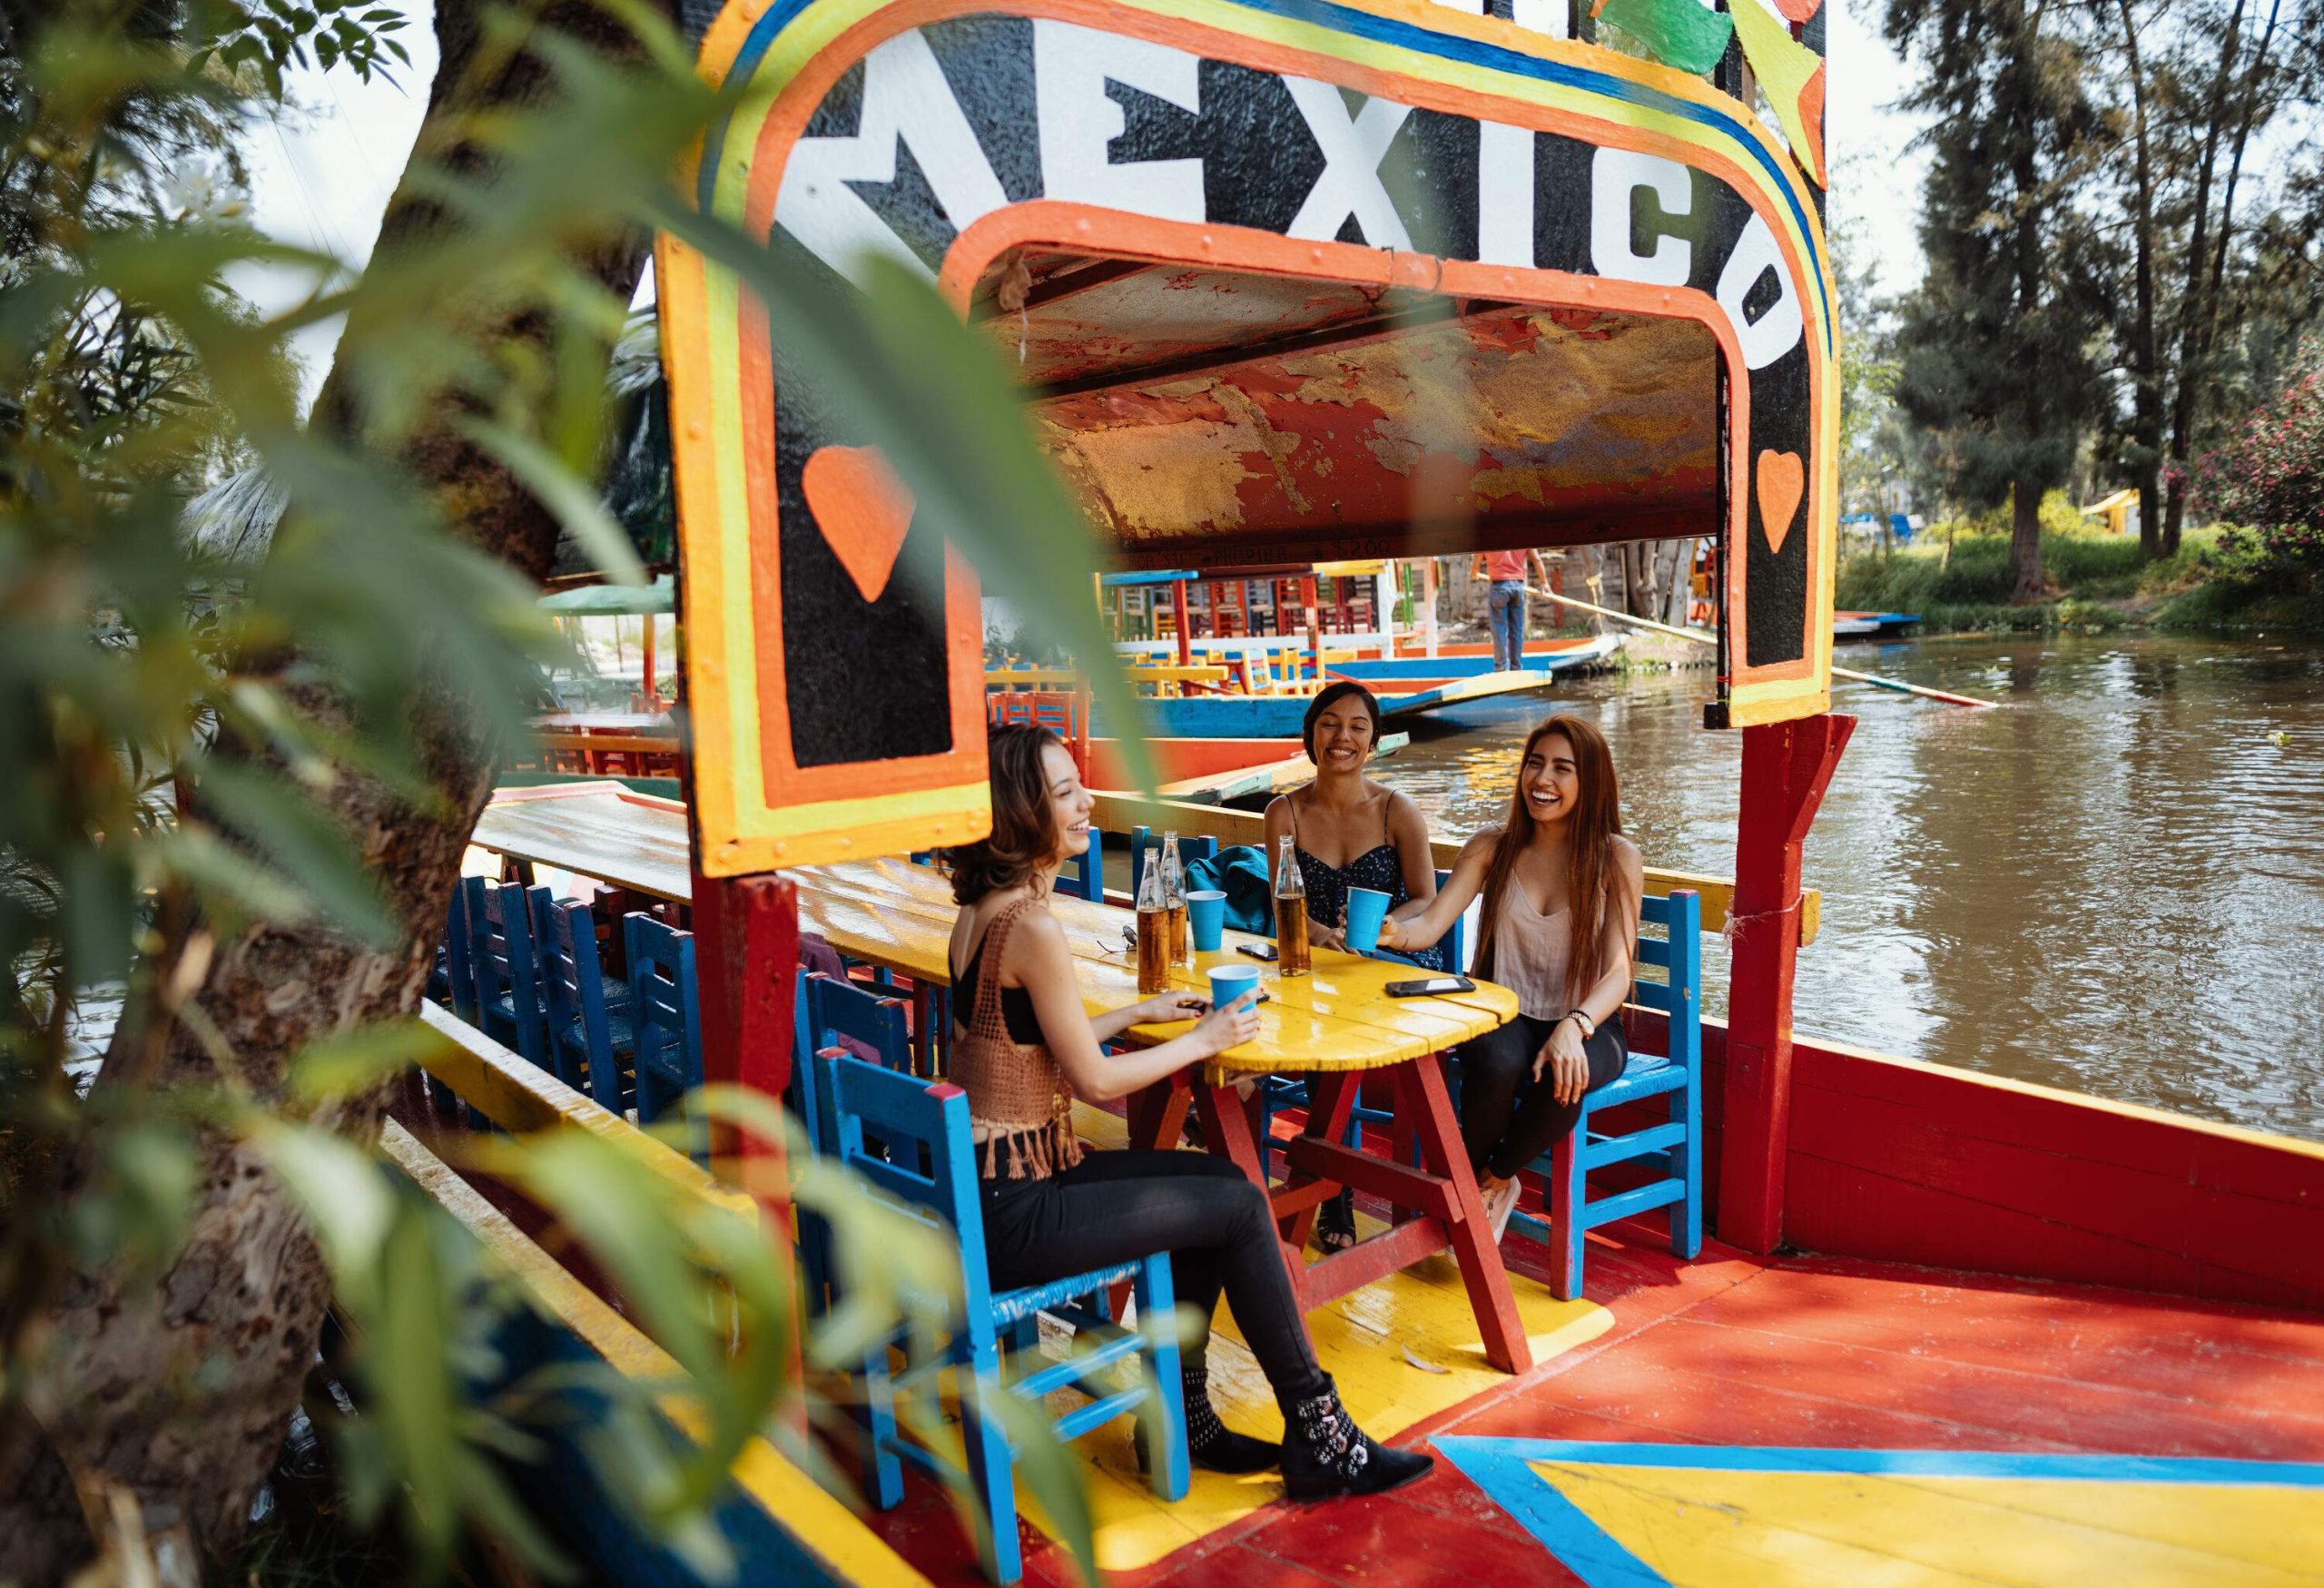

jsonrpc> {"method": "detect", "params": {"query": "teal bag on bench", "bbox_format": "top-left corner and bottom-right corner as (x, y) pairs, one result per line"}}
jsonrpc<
(1184, 845), (1273, 935)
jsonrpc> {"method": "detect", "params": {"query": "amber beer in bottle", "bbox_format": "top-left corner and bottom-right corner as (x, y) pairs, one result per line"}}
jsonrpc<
(1160, 832), (1190, 965)
(1274, 834), (1309, 976)
(1135, 853), (1171, 994)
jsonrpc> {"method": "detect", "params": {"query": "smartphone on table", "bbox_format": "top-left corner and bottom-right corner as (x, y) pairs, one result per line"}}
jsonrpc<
(1384, 975), (1477, 997)
(1236, 942), (1278, 962)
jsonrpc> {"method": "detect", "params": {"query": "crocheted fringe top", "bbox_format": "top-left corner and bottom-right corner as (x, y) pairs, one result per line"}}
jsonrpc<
(950, 897), (1084, 1181)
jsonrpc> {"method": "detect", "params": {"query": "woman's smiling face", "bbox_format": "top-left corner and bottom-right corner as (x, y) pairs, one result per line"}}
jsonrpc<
(1310, 699), (1376, 773)
(1520, 730), (1580, 827)
(1042, 740), (1094, 860)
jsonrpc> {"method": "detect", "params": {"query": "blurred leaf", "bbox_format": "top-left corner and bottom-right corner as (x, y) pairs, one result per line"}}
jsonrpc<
(457, 414), (647, 588)
(245, 1117), (397, 1306)
(288, 1018), (434, 1107)
(185, 754), (397, 947)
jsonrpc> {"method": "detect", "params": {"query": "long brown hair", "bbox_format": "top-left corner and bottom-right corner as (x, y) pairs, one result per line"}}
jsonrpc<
(947, 724), (1065, 904)
(1469, 715), (1624, 1005)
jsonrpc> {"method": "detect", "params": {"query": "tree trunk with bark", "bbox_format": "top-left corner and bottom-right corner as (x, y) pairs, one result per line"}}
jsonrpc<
(0, 1), (668, 1577)
(2117, 0), (2164, 558)
(2162, 0), (2250, 556)
(2010, 479), (2045, 600)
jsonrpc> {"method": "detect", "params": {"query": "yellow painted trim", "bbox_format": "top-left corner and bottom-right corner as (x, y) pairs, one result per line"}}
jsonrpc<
(379, 1121), (927, 1588)
(414, 1005), (757, 1219)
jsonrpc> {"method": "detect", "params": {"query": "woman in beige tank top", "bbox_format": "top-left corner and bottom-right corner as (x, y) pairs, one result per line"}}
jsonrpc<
(1377, 714), (1643, 1241)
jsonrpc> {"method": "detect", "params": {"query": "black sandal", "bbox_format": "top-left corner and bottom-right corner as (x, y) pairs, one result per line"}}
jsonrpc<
(1315, 1189), (1358, 1253)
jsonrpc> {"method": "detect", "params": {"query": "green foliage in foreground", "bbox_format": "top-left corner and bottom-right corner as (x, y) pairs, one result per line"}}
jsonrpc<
(4, 0), (1137, 1579)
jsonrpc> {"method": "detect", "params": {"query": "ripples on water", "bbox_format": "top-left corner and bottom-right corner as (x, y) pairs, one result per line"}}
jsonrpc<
(1369, 635), (2324, 1142)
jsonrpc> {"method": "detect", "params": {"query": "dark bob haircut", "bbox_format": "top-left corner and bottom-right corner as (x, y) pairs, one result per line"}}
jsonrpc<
(946, 723), (1068, 905)
(1301, 680), (1384, 763)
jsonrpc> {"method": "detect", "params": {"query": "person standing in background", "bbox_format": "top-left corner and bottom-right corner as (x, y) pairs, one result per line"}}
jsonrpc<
(1472, 547), (1550, 671)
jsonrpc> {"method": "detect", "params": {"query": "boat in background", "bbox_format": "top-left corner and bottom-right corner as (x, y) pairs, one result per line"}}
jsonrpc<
(1835, 609), (1921, 638)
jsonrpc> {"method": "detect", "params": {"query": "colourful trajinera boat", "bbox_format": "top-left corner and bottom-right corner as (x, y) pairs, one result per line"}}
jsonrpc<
(402, 0), (2324, 1583)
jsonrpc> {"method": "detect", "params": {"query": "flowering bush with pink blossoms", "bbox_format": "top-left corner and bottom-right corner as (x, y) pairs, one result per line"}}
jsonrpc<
(2195, 367), (2324, 584)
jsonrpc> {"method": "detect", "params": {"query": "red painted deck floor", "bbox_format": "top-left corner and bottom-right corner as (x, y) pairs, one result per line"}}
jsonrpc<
(861, 1218), (2324, 1586)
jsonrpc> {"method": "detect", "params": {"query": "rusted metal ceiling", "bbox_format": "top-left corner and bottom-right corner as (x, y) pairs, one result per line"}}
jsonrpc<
(980, 254), (1719, 567)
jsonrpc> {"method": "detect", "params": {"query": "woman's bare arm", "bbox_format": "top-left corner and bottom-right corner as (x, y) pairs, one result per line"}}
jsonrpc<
(1573, 838), (1645, 1027)
(1379, 830), (1494, 952)
(1012, 912), (1256, 1101)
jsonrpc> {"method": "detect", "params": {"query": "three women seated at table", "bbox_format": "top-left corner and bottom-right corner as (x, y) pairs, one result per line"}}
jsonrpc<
(944, 724), (1433, 1497)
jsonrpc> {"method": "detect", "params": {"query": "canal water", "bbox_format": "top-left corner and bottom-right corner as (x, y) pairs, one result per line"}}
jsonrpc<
(1369, 633), (2324, 1142)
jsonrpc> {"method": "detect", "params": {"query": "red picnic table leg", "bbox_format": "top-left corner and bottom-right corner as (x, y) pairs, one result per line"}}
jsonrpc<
(1398, 1053), (1530, 1374)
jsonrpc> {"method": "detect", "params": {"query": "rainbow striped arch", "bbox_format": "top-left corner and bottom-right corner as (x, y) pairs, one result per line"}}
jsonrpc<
(661, 0), (1838, 874)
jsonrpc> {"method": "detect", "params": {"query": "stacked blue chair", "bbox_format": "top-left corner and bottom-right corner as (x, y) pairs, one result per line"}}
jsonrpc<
(534, 895), (635, 1112)
(464, 876), (550, 1068)
(1508, 888), (1703, 1301)
(427, 884), (474, 1014)
(795, 972), (919, 1309)
(815, 1053), (1187, 1584)
(624, 913), (706, 1164)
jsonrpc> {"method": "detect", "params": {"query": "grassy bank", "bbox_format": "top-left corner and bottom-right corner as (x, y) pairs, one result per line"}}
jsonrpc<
(1837, 505), (2324, 637)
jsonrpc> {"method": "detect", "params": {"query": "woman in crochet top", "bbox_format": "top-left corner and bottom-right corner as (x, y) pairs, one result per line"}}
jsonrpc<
(941, 724), (1432, 1500)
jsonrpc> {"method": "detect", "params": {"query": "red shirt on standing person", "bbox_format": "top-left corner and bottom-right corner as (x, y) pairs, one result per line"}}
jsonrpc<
(1475, 549), (1540, 583)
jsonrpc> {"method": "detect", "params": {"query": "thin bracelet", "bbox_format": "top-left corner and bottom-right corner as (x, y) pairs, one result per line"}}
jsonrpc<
(1567, 1008), (1596, 1039)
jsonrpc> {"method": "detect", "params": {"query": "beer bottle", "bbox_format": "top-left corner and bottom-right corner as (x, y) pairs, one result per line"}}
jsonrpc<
(1159, 832), (1189, 965)
(1135, 851), (1170, 994)
(1275, 833), (1309, 976)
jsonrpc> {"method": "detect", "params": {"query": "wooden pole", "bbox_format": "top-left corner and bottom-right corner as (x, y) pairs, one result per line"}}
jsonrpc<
(1526, 586), (1998, 708)
(1721, 714), (1853, 1253)
(1172, 578), (1191, 666)
(690, 870), (798, 1227)
(641, 612), (657, 704)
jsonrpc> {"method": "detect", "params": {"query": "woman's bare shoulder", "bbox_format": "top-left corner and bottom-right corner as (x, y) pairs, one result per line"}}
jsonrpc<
(1610, 833), (1645, 879)
(1458, 826), (1503, 861)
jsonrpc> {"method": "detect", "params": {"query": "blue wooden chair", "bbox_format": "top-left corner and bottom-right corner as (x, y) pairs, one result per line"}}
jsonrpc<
(1126, 826), (1215, 900)
(534, 895), (635, 1112)
(1058, 825), (1105, 903)
(624, 913), (706, 1163)
(805, 973), (913, 1073)
(1258, 870), (1467, 1179)
(464, 877), (550, 1068)
(815, 1053), (1187, 1584)
(1508, 889), (1704, 1301)
(427, 883), (474, 1014)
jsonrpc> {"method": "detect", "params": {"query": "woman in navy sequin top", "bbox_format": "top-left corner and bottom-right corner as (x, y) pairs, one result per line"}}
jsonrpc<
(1262, 682), (1444, 1249)
(1262, 682), (1443, 969)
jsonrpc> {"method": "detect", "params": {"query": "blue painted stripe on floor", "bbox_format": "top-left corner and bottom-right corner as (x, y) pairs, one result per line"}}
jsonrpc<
(1441, 1435), (2324, 1488)
(1436, 1438), (1669, 1588)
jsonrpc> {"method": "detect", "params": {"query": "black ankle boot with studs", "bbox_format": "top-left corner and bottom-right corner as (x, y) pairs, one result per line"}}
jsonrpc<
(1140, 1360), (1279, 1475)
(1280, 1377), (1433, 1501)
(1182, 1361), (1278, 1474)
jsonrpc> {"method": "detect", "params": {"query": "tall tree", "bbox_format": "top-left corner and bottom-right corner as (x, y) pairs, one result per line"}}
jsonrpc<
(0, 0), (674, 1573)
(1886, 0), (2110, 598)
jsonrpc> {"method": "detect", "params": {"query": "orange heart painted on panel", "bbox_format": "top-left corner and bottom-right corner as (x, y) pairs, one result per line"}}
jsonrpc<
(802, 444), (915, 605)
(1755, 449), (1805, 557)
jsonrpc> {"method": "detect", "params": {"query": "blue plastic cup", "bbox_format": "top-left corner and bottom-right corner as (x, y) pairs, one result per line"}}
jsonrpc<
(1186, 889), (1227, 952)
(1208, 963), (1261, 1016)
(1344, 886), (1391, 955)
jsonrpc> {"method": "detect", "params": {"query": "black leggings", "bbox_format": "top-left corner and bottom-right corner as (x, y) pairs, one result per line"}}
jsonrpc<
(980, 1149), (1327, 1408)
(1458, 1013), (1627, 1182)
